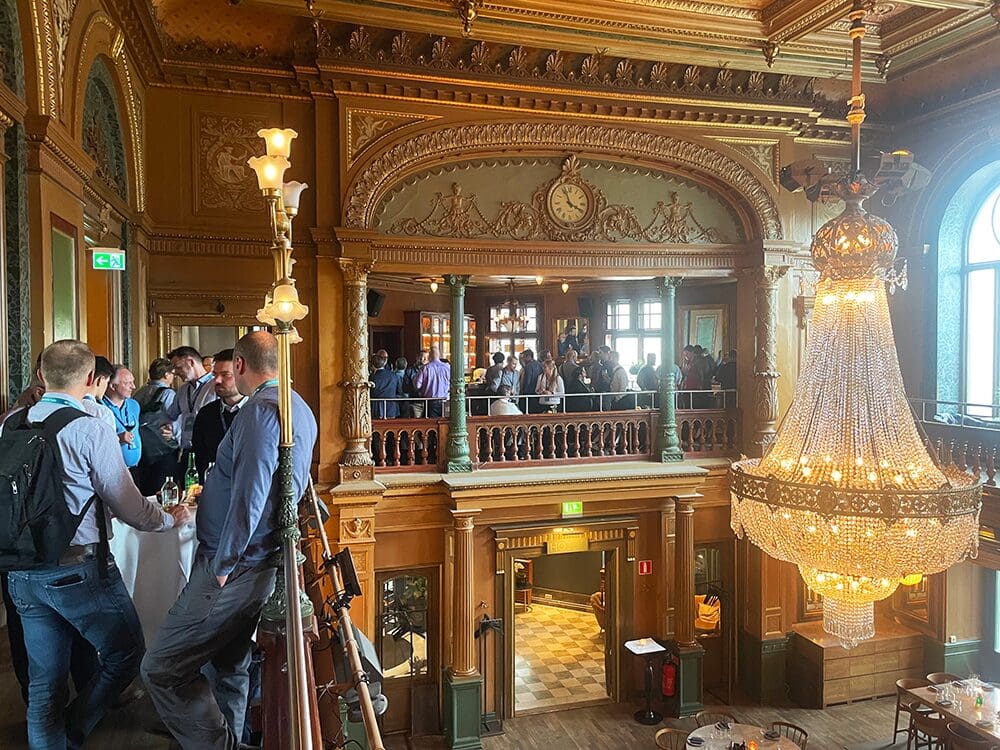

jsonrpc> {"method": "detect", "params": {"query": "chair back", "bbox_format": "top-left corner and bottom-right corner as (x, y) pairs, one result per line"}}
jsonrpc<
(654, 728), (689, 750)
(771, 721), (809, 749)
(926, 672), (962, 685)
(912, 709), (947, 739)
(695, 710), (737, 728)
(945, 721), (991, 749)
(897, 677), (930, 694)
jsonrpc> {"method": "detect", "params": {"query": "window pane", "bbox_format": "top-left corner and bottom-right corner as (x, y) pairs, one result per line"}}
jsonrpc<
(608, 301), (630, 330)
(966, 268), (995, 413)
(513, 337), (537, 356)
(969, 184), (1000, 264)
(639, 301), (662, 330)
(641, 336), (661, 364)
(614, 336), (640, 373)
(524, 304), (538, 333)
(52, 228), (78, 340)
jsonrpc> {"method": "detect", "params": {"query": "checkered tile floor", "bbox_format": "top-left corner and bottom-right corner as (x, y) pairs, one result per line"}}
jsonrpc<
(514, 603), (608, 713)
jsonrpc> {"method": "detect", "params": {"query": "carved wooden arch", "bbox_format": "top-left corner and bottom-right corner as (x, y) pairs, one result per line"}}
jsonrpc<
(12, 0), (48, 114)
(343, 120), (783, 241)
(67, 9), (145, 211)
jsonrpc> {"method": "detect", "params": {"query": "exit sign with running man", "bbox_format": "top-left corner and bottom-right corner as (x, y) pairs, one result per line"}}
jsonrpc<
(92, 249), (126, 271)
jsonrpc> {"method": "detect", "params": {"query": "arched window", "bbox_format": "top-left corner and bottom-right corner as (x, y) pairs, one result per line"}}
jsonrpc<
(964, 183), (1000, 414)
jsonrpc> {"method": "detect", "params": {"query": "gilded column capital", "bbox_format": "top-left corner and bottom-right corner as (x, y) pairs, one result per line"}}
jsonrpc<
(445, 274), (470, 288)
(338, 257), (375, 285)
(657, 275), (683, 290)
(744, 264), (789, 290)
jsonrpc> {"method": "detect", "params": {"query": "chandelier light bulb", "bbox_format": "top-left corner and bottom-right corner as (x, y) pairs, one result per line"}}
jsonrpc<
(430, 280), (439, 293)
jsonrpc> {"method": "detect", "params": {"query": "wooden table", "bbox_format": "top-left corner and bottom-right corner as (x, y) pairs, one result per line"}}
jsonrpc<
(687, 723), (799, 749)
(904, 683), (1000, 742)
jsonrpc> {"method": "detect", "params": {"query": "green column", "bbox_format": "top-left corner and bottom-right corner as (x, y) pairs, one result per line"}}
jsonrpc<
(657, 276), (684, 462)
(446, 274), (473, 473)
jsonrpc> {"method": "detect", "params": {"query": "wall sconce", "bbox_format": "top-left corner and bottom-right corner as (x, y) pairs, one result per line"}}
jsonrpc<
(535, 275), (543, 285)
(561, 281), (570, 294)
(257, 127), (298, 158)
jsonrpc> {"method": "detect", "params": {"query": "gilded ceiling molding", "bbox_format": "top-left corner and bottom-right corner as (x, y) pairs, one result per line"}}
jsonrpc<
(319, 24), (825, 112)
(616, 0), (759, 21)
(344, 121), (783, 240)
(147, 231), (274, 257)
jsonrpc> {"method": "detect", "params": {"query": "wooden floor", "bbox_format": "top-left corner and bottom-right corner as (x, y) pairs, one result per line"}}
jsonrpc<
(0, 627), (900, 750)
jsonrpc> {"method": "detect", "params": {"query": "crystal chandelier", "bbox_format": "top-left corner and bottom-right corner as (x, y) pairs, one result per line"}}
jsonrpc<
(729, 1), (982, 648)
(495, 278), (529, 332)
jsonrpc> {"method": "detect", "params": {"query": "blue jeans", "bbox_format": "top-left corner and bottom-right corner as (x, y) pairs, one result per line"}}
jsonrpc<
(7, 559), (145, 750)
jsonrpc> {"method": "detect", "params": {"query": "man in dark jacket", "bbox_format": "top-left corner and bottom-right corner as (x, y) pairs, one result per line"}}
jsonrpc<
(371, 350), (403, 419)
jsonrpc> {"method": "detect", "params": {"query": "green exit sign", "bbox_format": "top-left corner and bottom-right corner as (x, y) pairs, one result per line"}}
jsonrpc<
(561, 501), (583, 518)
(92, 249), (126, 271)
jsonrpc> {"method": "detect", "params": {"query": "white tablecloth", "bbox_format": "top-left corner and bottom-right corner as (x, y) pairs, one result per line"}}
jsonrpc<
(110, 515), (198, 645)
(688, 723), (799, 749)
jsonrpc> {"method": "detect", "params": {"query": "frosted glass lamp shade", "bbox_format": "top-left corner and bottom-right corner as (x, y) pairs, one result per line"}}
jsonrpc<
(247, 156), (289, 192)
(281, 181), (309, 213)
(257, 128), (298, 158)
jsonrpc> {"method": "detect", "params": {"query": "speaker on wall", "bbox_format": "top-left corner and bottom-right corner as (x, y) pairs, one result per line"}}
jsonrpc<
(577, 296), (594, 318)
(367, 289), (387, 318)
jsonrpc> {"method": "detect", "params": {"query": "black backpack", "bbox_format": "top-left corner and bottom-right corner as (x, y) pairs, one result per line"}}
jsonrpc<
(138, 385), (177, 459)
(0, 407), (105, 571)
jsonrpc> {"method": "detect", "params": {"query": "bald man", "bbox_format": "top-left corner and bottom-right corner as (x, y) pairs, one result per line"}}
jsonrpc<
(142, 331), (318, 750)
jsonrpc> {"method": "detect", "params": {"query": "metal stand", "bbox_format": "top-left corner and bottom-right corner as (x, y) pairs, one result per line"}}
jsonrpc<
(635, 653), (663, 725)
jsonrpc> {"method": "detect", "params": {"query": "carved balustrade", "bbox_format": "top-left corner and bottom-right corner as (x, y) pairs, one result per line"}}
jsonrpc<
(371, 406), (740, 471)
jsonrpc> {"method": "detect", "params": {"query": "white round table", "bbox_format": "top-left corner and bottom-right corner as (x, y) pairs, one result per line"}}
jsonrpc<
(110, 514), (198, 645)
(687, 723), (800, 749)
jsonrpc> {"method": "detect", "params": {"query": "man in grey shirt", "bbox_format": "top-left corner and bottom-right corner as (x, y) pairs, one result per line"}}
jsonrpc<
(4, 339), (190, 749)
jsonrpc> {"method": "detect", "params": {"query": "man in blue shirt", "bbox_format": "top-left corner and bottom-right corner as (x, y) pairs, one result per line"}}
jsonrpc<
(102, 365), (143, 469)
(142, 331), (318, 750)
(4, 340), (190, 749)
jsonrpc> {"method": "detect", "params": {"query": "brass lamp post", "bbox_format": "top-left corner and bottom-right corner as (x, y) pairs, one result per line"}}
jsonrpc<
(247, 127), (315, 749)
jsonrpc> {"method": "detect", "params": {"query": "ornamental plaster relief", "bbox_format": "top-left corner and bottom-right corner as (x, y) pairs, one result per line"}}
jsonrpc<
(196, 112), (267, 214)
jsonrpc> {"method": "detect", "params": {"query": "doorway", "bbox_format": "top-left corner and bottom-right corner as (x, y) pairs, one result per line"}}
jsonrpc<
(694, 541), (736, 703)
(512, 550), (609, 714)
(375, 568), (441, 737)
(495, 518), (637, 720)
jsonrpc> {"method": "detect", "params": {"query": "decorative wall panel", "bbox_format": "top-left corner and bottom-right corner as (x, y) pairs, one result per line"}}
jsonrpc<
(196, 112), (266, 214)
(82, 57), (128, 200)
(375, 155), (744, 244)
(0, 0), (26, 97)
(4, 124), (31, 401)
(345, 108), (433, 166)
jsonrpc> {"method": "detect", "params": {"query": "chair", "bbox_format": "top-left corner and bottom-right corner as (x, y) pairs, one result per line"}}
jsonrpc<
(771, 721), (809, 749)
(695, 710), (737, 728)
(654, 728), (689, 750)
(926, 672), (962, 685)
(945, 722), (991, 750)
(910, 708), (947, 750)
(895, 677), (931, 743)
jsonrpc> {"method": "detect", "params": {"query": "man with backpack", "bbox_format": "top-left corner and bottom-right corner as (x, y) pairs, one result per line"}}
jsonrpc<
(2, 339), (191, 749)
(134, 357), (178, 494)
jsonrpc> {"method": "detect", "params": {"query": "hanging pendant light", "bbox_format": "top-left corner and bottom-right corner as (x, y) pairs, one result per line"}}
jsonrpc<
(495, 278), (529, 332)
(729, 0), (982, 649)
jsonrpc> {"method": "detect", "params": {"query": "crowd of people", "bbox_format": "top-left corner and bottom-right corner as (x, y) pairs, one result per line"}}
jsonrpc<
(368, 332), (738, 420)
(0, 333), (316, 749)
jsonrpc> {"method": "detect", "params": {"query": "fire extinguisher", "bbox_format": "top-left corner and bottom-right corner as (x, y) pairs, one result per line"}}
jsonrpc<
(662, 656), (677, 697)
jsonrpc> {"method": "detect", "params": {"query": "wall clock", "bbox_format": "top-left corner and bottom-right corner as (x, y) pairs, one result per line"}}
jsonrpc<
(546, 181), (594, 229)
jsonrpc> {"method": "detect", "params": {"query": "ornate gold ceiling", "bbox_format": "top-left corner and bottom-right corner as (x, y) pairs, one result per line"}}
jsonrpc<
(148, 0), (999, 79)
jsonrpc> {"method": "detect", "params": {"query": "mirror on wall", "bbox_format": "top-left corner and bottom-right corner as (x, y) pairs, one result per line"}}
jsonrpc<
(552, 317), (589, 355)
(378, 573), (430, 679)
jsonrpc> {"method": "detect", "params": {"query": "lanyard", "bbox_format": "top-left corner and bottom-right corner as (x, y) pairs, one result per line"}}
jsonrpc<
(102, 397), (135, 431)
(251, 379), (279, 398)
(40, 395), (82, 410)
(187, 373), (213, 412)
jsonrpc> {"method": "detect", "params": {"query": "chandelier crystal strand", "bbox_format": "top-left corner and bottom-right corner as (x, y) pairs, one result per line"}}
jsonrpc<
(729, 0), (982, 648)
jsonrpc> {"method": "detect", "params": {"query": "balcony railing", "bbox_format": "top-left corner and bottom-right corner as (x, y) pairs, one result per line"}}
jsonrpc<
(371, 390), (739, 471)
(909, 398), (1000, 486)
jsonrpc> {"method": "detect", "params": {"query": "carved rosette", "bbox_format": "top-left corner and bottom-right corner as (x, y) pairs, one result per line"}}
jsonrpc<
(339, 259), (376, 477)
(749, 265), (788, 453)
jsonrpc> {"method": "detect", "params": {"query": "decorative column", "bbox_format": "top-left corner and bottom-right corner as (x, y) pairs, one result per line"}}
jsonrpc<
(444, 510), (482, 750)
(673, 494), (703, 717)
(750, 266), (789, 456)
(657, 276), (684, 461)
(338, 258), (376, 483)
(446, 275), (473, 473)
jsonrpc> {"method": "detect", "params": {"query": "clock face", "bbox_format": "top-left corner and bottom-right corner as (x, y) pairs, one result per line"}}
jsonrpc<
(548, 182), (591, 226)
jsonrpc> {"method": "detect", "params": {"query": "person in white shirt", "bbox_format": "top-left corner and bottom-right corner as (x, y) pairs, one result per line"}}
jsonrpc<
(535, 359), (565, 411)
(489, 385), (523, 416)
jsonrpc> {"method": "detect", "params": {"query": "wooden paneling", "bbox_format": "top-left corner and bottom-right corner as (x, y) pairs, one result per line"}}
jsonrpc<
(788, 619), (924, 708)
